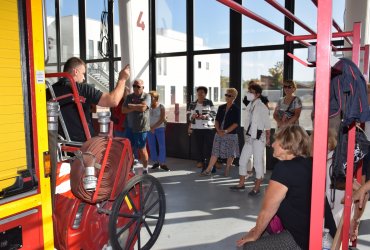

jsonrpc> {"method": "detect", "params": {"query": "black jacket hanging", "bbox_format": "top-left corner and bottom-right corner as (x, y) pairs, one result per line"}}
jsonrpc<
(329, 58), (370, 125)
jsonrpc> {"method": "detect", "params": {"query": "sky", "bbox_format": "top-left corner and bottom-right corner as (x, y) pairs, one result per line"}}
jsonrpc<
(46, 0), (346, 82)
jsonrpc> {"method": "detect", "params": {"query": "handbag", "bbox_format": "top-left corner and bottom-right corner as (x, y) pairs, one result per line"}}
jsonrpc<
(266, 215), (284, 234)
(283, 96), (297, 119)
(330, 123), (370, 190)
(278, 96), (297, 120)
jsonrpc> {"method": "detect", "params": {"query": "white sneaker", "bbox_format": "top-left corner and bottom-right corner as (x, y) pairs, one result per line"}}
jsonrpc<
(142, 168), (149, 175)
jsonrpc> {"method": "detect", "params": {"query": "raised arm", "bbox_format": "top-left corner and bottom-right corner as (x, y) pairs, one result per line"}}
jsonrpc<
(98, 64), (130, 107)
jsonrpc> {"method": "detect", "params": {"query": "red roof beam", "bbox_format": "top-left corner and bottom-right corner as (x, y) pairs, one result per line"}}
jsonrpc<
(216, 0), (311, 47)
(265, 0), (340, 51)
(287, 52), (314, 67)
(311, 0), (353, 46)
(335, 46), (366, 52)
(286, 30), (353, 42)
(265, 0), (316, 35)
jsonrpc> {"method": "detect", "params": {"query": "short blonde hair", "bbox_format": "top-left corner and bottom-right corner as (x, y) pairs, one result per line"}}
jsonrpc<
(226, 88), (238, 98)
(149, 90), (159, 100)
(274, 124), (311, 157)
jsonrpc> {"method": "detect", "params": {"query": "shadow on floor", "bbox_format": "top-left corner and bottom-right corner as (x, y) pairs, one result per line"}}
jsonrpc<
(147, 157), (268, 250)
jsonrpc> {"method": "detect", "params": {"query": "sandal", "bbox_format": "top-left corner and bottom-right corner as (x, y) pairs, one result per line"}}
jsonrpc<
(199, 171), (211, 177)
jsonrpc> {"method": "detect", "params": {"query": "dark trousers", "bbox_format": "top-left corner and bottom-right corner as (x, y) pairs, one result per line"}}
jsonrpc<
(193, 129), (214, 164)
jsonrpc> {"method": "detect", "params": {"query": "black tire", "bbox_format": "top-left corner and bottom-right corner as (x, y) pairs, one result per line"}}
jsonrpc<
(109, 175), (166, 250)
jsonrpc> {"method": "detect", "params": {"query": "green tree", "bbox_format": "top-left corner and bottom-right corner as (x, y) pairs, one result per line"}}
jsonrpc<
(268, 61), (283, 88)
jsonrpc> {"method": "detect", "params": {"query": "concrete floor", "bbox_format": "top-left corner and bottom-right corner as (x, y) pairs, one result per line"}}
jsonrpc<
(145, 157), (370, 250)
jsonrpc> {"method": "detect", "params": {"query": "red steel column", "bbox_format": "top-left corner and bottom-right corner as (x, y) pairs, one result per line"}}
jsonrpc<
(341, 22), (362, 250)
(309, 0), (332, 249)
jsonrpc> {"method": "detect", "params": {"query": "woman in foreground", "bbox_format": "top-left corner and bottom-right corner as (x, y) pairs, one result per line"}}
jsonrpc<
(237, 124), (311, 250)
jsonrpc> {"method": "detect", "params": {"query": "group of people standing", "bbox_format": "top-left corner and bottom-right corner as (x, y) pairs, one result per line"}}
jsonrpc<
(195, 80), (303, 196)
(51, 57), (169, 175)
(52, 56), (315, 249)
(190, 81), (313, 249)
(119, 79), (169, 174)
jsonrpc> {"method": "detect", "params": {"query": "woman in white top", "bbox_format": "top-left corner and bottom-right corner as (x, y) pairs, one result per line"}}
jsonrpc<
(273, 80), (302, 128)
(187, 86), (216, 169)
(231, 83), (270, 196)
(147, 91), (169, 171)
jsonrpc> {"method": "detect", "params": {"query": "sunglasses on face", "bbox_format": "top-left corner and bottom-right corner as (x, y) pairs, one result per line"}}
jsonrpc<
(283, 85), (293, 89)
(133, 85), (142, 89)
(224, 94), (234, 98)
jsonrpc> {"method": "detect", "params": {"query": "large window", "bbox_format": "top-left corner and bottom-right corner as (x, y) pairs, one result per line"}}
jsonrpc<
(45, 0), (348, 131)
(156, 56), (186, 123)
(86, 62), (110, 92)
(242, 0), (284, 46)
(60, 1), (79, 62)
(294, 0), (345, 37)
(242, 50), (284, 128)
(113, 0), (121, 58)
(194, 54), (229, 107)
(86, 0), (106, 59)
(293, 48), (315, 130)
(45, 1), (57, 64)
(194, 0), (229, 50)
(88, 40), (94, 59)
(156, 0), (186, 54)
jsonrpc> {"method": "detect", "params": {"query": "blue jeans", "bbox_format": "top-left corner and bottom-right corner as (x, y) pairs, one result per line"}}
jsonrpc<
(147, 127), (166, 163)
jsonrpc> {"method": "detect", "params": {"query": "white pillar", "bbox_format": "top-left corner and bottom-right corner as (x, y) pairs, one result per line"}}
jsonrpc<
(118, 0), (150, 89)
